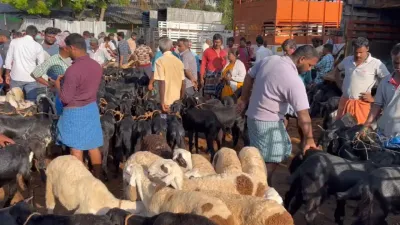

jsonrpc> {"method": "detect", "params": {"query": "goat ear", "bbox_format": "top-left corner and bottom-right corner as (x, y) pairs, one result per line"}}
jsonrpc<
(171, 175), (183, 190)
(176, 154), (187, 168)
(161, 164), (169, 174)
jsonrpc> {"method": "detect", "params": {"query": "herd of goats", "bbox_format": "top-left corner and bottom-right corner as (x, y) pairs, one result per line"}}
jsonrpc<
(0, 67), (399, 225)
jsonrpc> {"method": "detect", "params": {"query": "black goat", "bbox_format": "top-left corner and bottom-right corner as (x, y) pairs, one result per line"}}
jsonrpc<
(7, 201), (114, 225)
(285, 150), (379, 225)
(337, 167), (400, 225)
(107, 208), (217, 225)
(166, 114), (185, 150)
(100, 108), (116, 180)
(151, 111), (168, 137)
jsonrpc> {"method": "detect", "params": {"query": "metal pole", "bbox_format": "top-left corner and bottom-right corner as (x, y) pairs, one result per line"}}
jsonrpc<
(289, 0), (294, 38)
(322, 0), (327, 40)
(306, 0), (311, 44)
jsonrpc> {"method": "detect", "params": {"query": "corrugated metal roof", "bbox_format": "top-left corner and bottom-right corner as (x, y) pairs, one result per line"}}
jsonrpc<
(105, 4), (143, 24)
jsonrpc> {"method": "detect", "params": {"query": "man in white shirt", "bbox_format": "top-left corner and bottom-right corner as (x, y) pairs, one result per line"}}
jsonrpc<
(5, 25), (44, 101)
(200, 38), (211, 60)
(255, 35), (273, 63)
(88, 38), (113, 67)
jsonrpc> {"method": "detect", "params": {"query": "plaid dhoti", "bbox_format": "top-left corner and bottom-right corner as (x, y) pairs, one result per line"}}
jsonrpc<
(247, 118), (292, 163)
(204, 71), (221, 95)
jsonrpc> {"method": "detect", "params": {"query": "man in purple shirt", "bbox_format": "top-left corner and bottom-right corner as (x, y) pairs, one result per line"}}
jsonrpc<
(53, 33), (104, 179)
(237, 45), (319, 186)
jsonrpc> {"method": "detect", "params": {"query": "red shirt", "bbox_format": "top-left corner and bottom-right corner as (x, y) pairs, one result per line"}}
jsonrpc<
(200, 47), (227, 77)
(60, 55), (102, 108)
(389, 76), (400, 88)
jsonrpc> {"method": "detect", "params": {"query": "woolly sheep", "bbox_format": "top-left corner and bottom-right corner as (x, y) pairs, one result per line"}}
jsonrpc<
(173, 149), (216, 178)
(126, 163), (237, 225)
(212, 147), (242, 174)
(199, 190), (293, 225)
(123, 151), (165, 201)
(148, 159), (266, 197)
(46, 155), (145, 215)
(140, 134), (173, 159)
(238, 147), (268, 187)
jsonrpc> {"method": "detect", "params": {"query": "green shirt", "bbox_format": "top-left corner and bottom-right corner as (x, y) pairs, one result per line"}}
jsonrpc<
(300, 71), (312, 85)
(31, 54), (71, 80)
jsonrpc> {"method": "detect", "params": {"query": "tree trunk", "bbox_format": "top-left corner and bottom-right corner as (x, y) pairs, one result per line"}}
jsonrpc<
(99, 7), (106, 21)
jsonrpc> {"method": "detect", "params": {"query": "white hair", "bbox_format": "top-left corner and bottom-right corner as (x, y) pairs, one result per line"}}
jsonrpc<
(159, 37), (172, 53)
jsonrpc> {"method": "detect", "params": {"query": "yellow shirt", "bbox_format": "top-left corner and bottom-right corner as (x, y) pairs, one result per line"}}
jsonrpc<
(154, 51), (185, 105)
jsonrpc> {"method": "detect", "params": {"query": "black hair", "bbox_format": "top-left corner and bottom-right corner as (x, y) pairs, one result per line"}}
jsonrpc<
(177, 38), (189, 47)
(131, 32), (137, 36)
(281, 39), (297, 51)
(117, 32), (125, 38)
(246, 41), (251, 45)
(104, 36), (110, 42)
(65, 33), (87, 51)
(240, 37), (246, 42)
(256, 35), (264, 45)
(82, 31), (90, 37)
(213, 33), (223, 42)
(391, 43), (400, 56)
(44, 27), (58, 35)
(137, 38), (145, 45)
(324, 43), (334, 53)
(227, 37), (234, 42)
(25, 25), (38, 37)
(108, 33), (115, 37)
(352, 37), (369, 49)
(292, 45), (319, 59)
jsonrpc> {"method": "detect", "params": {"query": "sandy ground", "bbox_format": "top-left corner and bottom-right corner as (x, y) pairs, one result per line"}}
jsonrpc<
(19, 118), (400, 224)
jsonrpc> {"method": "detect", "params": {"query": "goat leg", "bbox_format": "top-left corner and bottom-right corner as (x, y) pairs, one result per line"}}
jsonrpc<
(195, 132), (199, 154)
(334, 199), (346, 225)
(188, 130), (194, 153)
(205, 133), (216, 161)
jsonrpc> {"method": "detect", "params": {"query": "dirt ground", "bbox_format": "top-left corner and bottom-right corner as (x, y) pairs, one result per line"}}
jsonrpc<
(24, 118), (400, 224)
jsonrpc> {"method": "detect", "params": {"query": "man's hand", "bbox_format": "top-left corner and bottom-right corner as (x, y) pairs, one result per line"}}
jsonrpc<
(302, 139), (318, 153)
(191, 79), (198, 89)
(161, 104), (170, 113)
(359, 92), (374, 103)
(148, 83), (154, 91)
(54, 75), (64, 89)
(0, 134), (15, 147)
(236, 99), (248, 114)
(5, 74), (10, 85)
(356, 125), (370, 140)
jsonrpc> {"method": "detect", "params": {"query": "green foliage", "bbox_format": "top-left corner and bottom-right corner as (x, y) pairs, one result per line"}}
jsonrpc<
(217, 0), (233, 30)
(171, 0), (183, 8)
(1, 0), (51, 15)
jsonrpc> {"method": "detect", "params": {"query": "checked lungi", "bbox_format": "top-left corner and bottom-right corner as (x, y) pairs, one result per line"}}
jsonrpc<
(247, 118), (292, 163)
(204, 71), (221, 96)
(57, 102), (103, 150)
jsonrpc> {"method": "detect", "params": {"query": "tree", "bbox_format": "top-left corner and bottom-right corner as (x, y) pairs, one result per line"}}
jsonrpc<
(217, 0), (233, 30)
(0, 0), (129, 21)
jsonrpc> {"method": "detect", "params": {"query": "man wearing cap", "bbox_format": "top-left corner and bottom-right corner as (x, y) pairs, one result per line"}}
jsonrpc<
(31, 32), (71, 115)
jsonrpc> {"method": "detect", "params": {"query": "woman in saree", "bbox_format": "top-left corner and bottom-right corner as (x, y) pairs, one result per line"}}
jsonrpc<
(219, 49), (247, 99)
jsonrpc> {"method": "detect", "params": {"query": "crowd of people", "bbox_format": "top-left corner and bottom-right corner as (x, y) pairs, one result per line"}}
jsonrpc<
(0, 24), (399, 187)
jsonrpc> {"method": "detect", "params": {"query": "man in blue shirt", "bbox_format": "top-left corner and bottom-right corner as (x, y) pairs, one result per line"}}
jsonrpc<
(314, 44), (334, 84)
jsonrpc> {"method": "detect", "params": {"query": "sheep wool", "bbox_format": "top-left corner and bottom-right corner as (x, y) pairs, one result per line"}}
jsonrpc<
(46, 155), (145, 215)
(190, 154), (217, 177)
(149, 159), (265, 197)
(239, 147), (268, 187)
(123, 151), (164, 201)
(213, 147), (242, 174)
(126, 163), (237, 225)
(198, 191), (294, 225)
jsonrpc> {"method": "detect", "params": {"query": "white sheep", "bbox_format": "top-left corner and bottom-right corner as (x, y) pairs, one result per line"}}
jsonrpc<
(173, 149), (216, 178)
(148, 159), (266, 197)
(46, 155), (145, 215)
(126, 163), (238, 225)
(212, 147), (242, 174)
(123, 151), (164, 201)
(238, 146), (268, 187)
(198, 190), (293, 225)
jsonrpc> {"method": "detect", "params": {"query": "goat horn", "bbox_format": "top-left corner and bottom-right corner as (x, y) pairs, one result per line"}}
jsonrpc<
(317, 125), (326, 131)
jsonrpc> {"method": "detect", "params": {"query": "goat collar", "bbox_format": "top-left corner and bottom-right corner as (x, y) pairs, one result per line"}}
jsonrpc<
(23, 212), (40, 225)
(125, 214), (134, 225)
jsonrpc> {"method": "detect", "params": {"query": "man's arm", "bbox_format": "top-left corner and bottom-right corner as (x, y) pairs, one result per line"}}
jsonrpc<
(364, 104), (382, 128)
(180, 80), (186, 99)
(200, 50), (207, 80)
(58, 70), (77, 105)
(4, 41), (14, 81)
(297, 109), (315, 150)
(31, 57), (52, 86)
(240, 74), (255, 104)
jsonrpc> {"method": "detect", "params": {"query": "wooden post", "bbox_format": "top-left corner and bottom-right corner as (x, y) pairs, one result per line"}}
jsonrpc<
(289, 0), (294, 38)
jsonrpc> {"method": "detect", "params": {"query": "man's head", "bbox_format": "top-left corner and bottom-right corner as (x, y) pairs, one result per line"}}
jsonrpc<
(240, 37), (246, 47)
(117, 32), (124, 41)
(246, 41), (251, 48)
(25, 25), (38, 38)
(137, 38), (145, 45)
(131, 32), (137, 40)
(227, 37), (234, 48)
(188, 40), (193, 49)
(98, 32), (106, 40)
(206, 39), (212, 46)
(89, 38), (99, 51)
(82, 31), (90, 39)
(177, 38), (189, 53)
(172, 41), (178, 49)
(323, 43), (333, 56)
(0, 30), (10, 43)
(213, 34), (223, 49)
(256, 35), (264, 47)
(57, 33), (69, 58)
(15, 32), (22, 38)
(352, 37), (369, 62)
(108, 33), (115, 39)
(158, 37), (172, 53)
(44, 27), (58, 45)
(311, 38), (321, 48)
(282, 39), (297, 56)
(64, 33), (87, 59)
(291, 45), (319, 74)
(90, 33), (94, 38)
(263, 38), (268, 48)
(391, 43), (400, 74)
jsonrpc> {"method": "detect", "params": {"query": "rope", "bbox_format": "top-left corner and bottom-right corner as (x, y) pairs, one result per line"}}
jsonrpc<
(124, 214), (135, 225)
(23, 212), (40, 225)
(100, 98), (108, 106)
